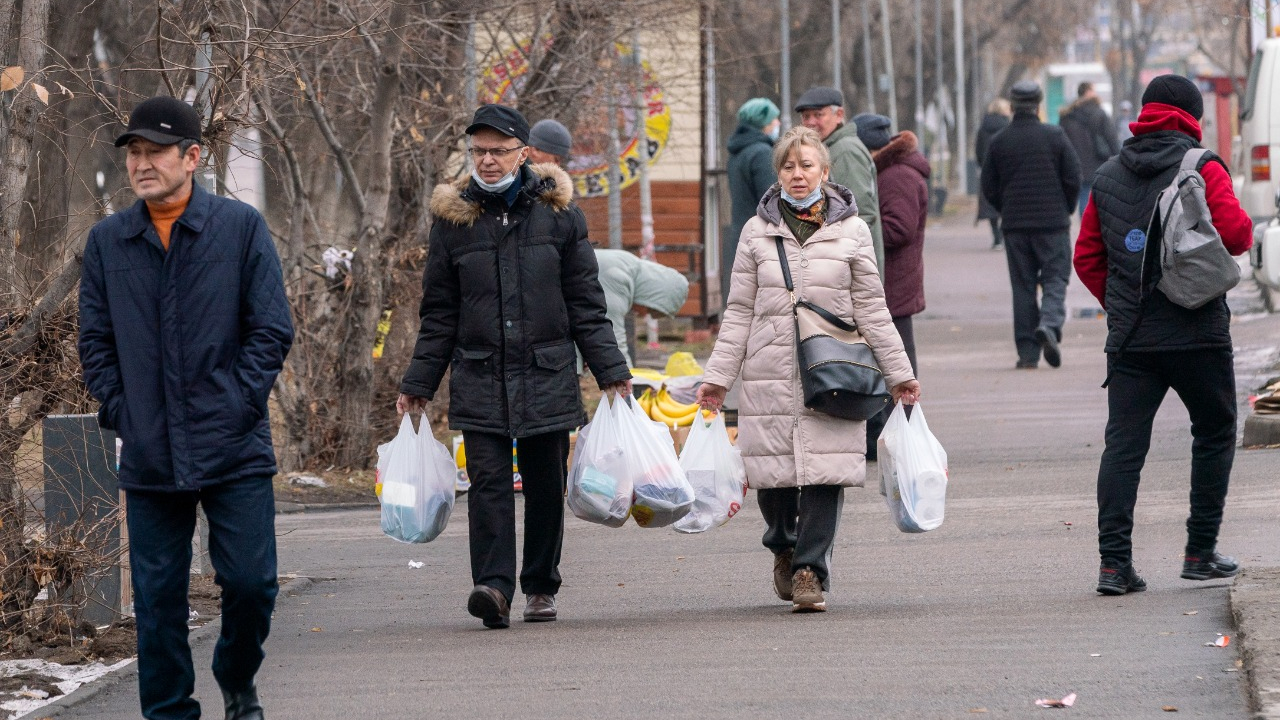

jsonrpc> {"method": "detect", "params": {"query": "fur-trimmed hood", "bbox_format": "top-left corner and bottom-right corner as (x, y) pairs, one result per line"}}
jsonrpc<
(871, 130), (930, 179)
(430, 162), (574, 226)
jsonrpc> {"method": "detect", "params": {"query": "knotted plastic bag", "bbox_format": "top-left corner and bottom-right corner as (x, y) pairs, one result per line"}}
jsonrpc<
(616, 396), (695, 528)
(567, 393), (633, 527)
(379, 414), (456, 543)
(877, 403), (948, 533)
(673, 412), (747, 534)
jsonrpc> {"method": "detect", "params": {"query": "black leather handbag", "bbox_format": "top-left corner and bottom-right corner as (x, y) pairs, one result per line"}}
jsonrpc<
(775, 237), (891, 421)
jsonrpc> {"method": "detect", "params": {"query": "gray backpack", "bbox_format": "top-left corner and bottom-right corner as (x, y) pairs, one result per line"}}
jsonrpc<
(1147, 148), (1241, 309)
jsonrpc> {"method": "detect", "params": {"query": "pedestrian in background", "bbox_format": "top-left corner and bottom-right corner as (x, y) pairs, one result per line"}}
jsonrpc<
(1060, 81), (1121, 213)
(528, 118), (573, 167)
(726, 97), (781, 305)
(1073, 74), (1253, 596)
(854, 113), (930, 459)
(695, 126), (919, 613)
(795, 86), (885, 275)
(974, 98), (1012, 249)
(398, 105), (631, 629)
(79, 96), (293, 720)
(980, 80), (1081, 369)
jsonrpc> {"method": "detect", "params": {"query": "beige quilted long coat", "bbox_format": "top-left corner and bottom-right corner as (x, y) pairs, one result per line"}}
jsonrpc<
(703, 183), (916, 489)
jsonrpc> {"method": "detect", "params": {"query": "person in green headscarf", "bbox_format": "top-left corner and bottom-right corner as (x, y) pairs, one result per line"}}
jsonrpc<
(725, 97), (781, 307)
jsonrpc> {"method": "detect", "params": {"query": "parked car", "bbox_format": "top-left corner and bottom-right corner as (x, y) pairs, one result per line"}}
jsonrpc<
(1233, 38), (1280, 225)
(1251, 188), (1280, 311)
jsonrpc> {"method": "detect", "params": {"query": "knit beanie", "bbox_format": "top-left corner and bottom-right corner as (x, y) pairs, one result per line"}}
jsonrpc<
(737, 98), (781, 130)
(529, 119), (573, 157)
(1140, 75), (1203, 120)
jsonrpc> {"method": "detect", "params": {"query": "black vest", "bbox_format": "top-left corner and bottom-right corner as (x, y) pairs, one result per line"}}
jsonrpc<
(1091, 132), (1232, 352)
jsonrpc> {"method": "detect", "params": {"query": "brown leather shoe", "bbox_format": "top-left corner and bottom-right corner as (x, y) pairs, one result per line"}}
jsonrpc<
(791, 568), (826, 613)
(523, 594), (557, 622)
(467, 585), (510, 629)
(773, 548), (794, 601)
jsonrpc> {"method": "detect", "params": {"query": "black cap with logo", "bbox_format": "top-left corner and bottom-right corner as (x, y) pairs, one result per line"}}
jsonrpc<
(114, 96), (203, 147)
(465, 104), (530, 144)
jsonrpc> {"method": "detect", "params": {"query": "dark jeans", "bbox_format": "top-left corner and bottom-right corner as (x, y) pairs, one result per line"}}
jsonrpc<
(758, 485), (844, 590)
(866, 315), (920, 455)
(126, 476), (277, 720)
(1096, 348), (1236, 565)
(1003, 229), (1071, 363)
(462, 430), (569, 601)
(1077, 181), (1093, 215)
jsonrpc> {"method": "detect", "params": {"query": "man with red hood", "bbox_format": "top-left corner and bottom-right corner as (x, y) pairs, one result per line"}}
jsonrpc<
(1073, 75), (1253, 597)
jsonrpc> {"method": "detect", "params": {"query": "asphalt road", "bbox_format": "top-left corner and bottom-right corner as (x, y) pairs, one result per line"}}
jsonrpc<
(50, 212), (1280, 719)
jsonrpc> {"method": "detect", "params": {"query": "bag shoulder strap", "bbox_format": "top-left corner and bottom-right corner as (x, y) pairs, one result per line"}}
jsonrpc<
(1180, 147), (1210, 174)
(773, 236), (859, 333)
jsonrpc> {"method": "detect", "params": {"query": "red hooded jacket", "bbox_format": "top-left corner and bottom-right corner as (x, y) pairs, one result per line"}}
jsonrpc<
(1073, 103), (1253, 307)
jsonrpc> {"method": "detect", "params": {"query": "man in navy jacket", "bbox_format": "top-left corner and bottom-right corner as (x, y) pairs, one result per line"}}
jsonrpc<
(78, 96), (293, 720)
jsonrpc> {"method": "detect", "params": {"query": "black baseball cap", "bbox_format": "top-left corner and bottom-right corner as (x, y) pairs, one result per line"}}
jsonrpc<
(114, 96), (203, 147)
(465, 104), (530, 144)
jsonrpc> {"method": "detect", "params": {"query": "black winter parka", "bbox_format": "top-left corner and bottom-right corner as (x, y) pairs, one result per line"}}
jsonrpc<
(981, 111), (1082, 232)
(401, 163), (630, 437)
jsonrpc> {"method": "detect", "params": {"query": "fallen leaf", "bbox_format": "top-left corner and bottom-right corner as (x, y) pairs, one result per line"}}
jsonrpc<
(617, 583), (624, 587)
(32, 82), (48, 104)
(1162, 706), (1178, 712)
(310, 627), (323, 632)
(1184, 610), (1198, 615)
(1237, 659), (1245, 668)
(2, 66), (24, 91)
(676, 556), (685, 560)
(969, 709), (989, 714)
(1035, 692), (1077, 708)
(55, 81), (73, 97)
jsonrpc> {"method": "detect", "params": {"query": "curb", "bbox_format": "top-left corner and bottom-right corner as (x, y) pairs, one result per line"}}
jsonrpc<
(1229, 567), (1280, 720)
(275, 501), (378, 514)
(19, 577), (317, 719)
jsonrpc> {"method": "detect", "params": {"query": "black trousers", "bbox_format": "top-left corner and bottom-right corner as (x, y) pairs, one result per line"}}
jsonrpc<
(1003, 229), (1071, 363)
(758, 485), (844, 590)
(1096, 348), (1237, 565)
(462, 430), (570, 601)
(866, 315), (919, 455)
(126, 476), (277, 720)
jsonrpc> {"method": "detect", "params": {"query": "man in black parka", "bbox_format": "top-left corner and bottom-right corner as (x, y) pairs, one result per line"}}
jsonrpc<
(398, 105), (631, 629)
(981, 80), (1082, 369)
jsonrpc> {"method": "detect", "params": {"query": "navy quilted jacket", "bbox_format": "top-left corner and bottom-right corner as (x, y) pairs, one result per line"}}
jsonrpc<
(78, 182), (293, 491)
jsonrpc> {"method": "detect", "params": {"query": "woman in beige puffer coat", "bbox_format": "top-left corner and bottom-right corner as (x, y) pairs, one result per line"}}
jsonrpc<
(697, 126), (920, 613)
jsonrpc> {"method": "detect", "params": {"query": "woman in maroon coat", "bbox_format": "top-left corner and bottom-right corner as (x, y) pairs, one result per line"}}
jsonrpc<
(854, 113), (931, 456)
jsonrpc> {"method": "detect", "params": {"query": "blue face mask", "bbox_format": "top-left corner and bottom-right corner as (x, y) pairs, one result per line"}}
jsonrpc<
(766, 123), (781, 141)
(782, 185), (824, 209)
(471, 166), (520, 194)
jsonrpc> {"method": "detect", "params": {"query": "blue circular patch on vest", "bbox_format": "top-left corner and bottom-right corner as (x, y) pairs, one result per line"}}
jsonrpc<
(1124, 228), (1147, 253)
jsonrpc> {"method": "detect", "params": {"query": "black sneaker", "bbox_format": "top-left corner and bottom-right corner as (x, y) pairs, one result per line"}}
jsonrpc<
(1035, 327), (1061, 368)
(1096, 563), (1147, 595)
(1181, 552), (1240, 581)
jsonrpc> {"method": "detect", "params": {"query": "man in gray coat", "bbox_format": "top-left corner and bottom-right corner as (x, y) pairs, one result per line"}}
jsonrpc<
(795, 85), (884, 274)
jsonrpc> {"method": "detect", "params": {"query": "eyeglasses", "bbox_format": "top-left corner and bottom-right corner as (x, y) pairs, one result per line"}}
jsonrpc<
(468, 145), (525, 159)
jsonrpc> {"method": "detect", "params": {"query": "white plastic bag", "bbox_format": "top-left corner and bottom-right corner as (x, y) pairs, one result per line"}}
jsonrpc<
(567, 394), (633, 527)
(673, 413), (747, 534)
(615, 396), (695, 528)
(877, 403), (948, 533)
(379, 414), (457, 543)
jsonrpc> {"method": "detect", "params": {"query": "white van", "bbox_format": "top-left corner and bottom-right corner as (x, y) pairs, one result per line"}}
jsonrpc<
(1235, 38), (1280, 308)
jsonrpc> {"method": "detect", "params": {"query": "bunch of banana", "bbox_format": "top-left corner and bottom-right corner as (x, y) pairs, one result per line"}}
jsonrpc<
(648, 388), (702, 427)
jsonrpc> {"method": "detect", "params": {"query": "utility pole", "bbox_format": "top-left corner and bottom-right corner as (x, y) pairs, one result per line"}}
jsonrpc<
(832, 0), (842, 91)
(781, 0), (792, 129)
(880, 0), (898, 130)
(914, 0), (924, 129)
(862, 0), (876, 113)
(954, 0), (968, 194)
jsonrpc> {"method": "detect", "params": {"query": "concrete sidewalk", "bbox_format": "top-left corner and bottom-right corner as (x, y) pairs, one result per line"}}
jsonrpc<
(31, 212), (1280, 720)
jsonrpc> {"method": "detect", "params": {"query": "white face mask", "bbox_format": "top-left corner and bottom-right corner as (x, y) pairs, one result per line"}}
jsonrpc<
(471, 166), (520, 193)
(782, 185), (824, 209)
(766, 124), (781, 141)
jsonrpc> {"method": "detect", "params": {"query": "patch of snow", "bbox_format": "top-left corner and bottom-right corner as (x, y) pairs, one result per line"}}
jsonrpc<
(0, 657), (133, 719)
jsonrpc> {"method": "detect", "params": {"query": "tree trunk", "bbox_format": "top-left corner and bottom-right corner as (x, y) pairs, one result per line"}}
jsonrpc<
(333, 1), (411, 468)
